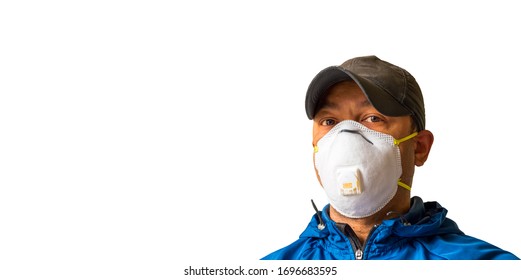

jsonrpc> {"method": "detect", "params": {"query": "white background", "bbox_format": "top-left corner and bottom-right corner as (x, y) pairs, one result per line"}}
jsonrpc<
(1, 0), (520, 279)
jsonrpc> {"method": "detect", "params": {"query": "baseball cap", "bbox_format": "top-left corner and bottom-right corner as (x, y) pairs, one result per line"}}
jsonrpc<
(305, 55), (425, 131)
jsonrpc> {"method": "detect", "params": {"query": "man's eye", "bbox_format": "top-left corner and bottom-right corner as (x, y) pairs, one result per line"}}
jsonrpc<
(364, 116), (382, 123)
(320, 119), (337, 126)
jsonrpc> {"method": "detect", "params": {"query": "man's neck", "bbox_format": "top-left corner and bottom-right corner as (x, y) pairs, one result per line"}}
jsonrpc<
(329, 193), (411, 245)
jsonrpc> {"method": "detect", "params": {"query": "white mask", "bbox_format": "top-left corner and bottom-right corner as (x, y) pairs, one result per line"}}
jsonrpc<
(314, 120), (417, 218)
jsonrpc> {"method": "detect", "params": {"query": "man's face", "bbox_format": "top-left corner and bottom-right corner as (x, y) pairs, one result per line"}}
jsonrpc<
(312, 80), (417, 186)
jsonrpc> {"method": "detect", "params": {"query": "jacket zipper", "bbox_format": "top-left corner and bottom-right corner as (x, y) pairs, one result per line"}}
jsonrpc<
(344, 224), (378, 260)
(343, 225), (364, 259)
(355, 249), (363, 260)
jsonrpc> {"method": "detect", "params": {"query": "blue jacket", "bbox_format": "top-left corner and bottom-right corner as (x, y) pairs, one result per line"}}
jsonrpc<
(262, 197), (519, 260)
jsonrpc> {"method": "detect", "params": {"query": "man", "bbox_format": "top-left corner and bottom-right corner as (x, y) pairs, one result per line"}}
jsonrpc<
(262, 55), (518, 260)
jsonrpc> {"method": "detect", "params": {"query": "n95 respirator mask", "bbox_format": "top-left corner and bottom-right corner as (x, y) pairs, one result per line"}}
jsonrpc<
(314, 120), (417, 218)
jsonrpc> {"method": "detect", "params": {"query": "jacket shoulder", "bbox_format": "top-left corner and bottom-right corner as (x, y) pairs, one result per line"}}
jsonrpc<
(413, 233), (519, 260)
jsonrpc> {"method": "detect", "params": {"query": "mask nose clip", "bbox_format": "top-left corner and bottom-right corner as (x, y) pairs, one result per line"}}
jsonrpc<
(338, 129), (374, 145)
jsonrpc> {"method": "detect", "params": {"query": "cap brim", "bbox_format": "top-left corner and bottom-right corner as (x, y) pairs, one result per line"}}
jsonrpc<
(305, 66), (411, 119)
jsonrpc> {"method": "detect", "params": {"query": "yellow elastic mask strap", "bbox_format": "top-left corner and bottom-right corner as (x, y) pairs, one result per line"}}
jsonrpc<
(394, 132), (418, 146)
(397, 179), (412, 191)
(313, 145), (319, 153)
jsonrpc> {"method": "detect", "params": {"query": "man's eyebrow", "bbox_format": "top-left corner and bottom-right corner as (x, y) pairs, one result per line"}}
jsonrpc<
(318, 100), (340, 111)
(359, 99), (372, 108)
(317, 98), (372, 113)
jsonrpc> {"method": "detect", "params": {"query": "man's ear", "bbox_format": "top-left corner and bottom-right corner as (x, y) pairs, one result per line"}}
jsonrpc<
(414, 130), (434, 166)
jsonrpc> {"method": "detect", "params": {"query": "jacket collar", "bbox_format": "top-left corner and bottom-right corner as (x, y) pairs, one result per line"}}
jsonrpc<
(301, 196), (462, 242)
